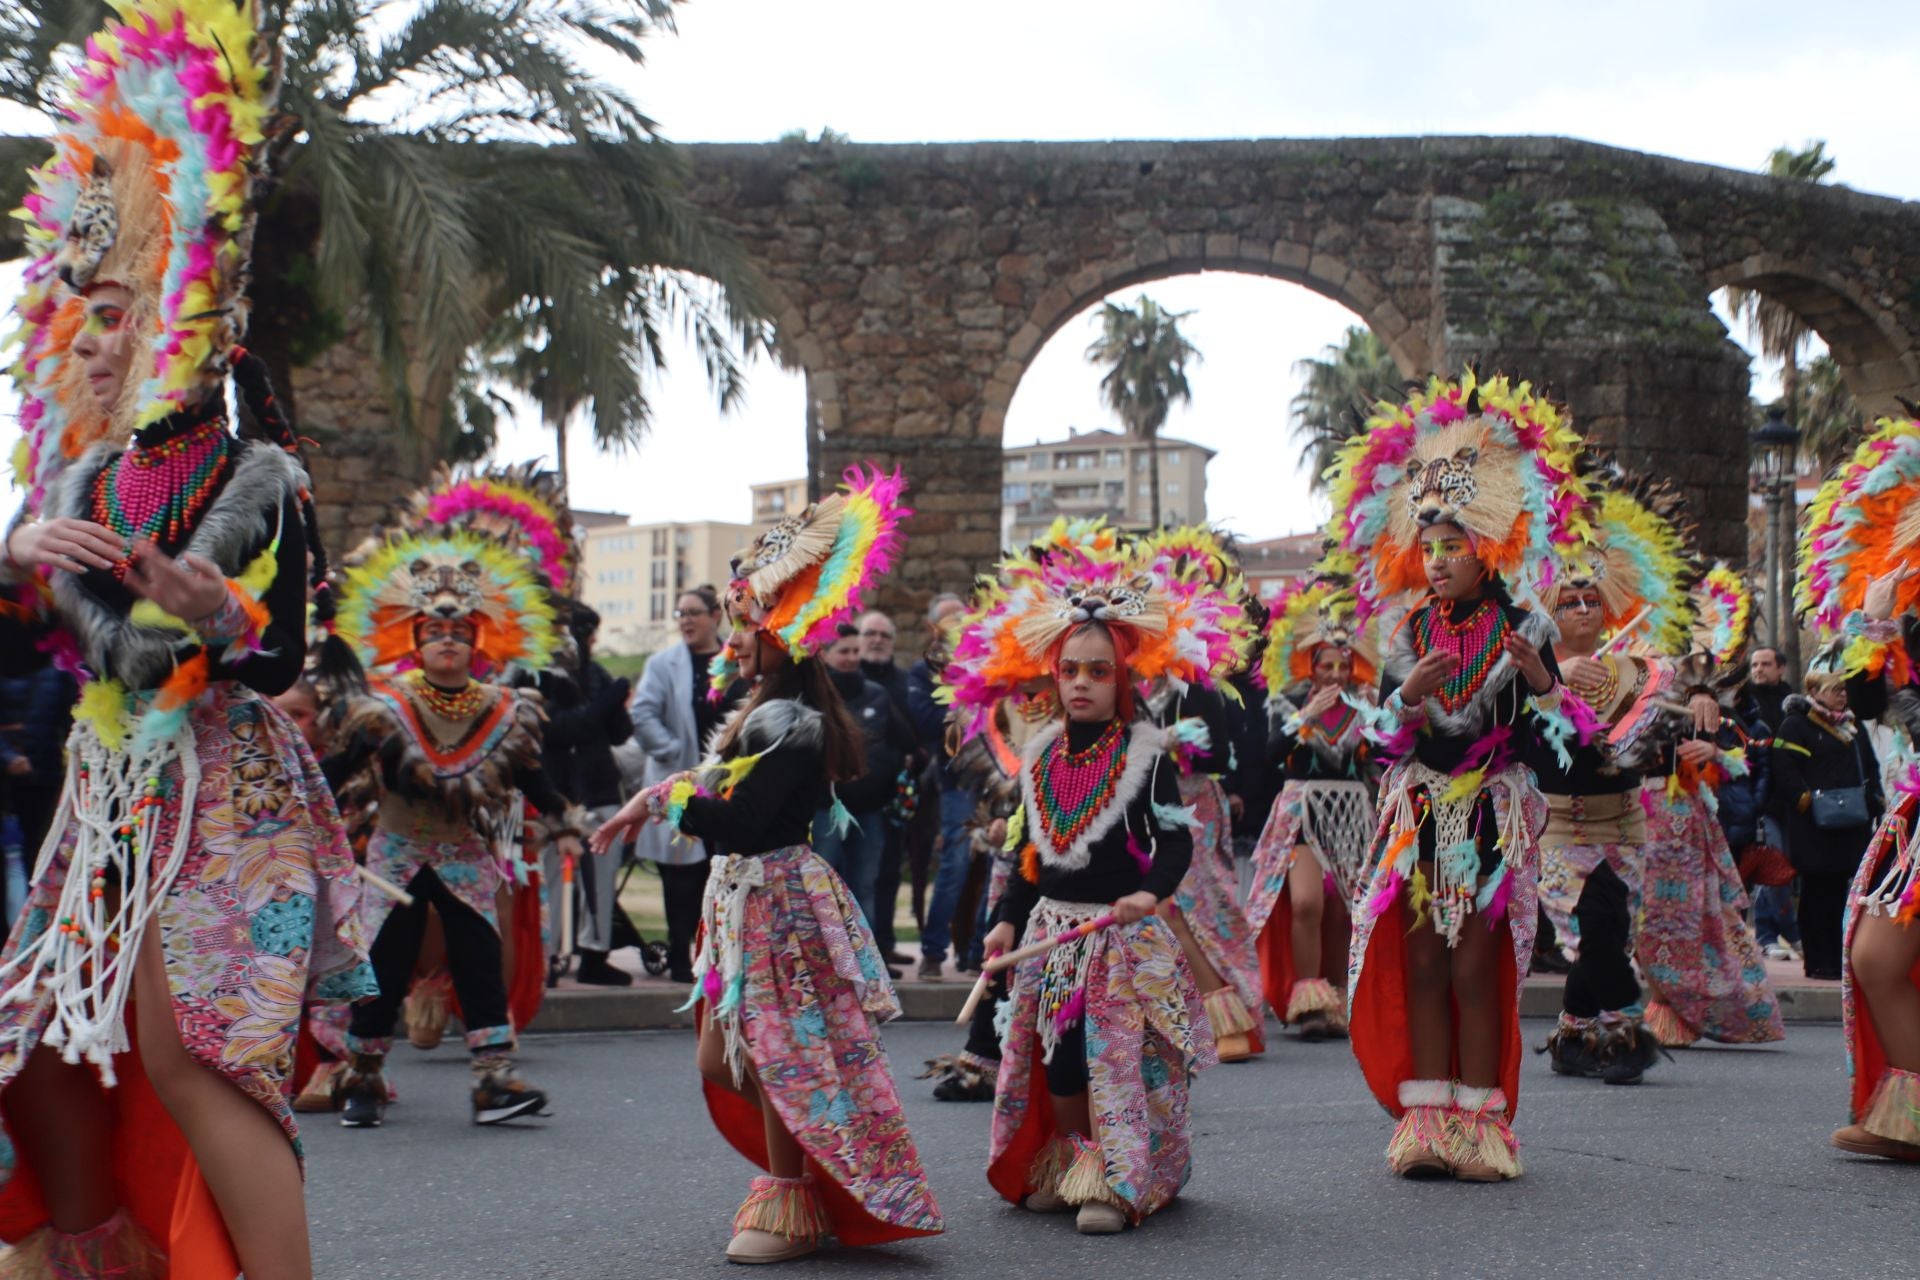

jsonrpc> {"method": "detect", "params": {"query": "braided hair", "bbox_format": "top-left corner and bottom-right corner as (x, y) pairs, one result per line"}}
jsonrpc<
(230, 348), (331, 617)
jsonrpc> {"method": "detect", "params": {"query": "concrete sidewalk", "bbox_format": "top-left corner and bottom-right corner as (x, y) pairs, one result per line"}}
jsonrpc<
(527, 953), (1842, 1032)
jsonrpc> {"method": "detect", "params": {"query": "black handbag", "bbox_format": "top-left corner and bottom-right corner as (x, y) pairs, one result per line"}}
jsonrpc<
(1810, 736), (1872, 831)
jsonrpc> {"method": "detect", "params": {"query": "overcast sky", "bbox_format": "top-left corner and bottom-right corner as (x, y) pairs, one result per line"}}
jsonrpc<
(6, 0), (1916, 538)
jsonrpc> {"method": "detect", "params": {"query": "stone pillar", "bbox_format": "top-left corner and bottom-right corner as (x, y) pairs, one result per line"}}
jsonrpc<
(1431, 194), (1753, 562)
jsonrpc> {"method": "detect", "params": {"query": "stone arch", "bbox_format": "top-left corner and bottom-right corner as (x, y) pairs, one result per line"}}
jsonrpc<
(975, 238), (1430, 444)
(1703, 253), (1920, 417)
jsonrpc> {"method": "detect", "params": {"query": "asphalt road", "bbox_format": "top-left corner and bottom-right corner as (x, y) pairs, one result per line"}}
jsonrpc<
(307, 1019), (1909, 1280)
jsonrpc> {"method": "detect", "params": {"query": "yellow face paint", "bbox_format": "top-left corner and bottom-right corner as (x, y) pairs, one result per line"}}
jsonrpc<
(1420, 537), (1474, 564)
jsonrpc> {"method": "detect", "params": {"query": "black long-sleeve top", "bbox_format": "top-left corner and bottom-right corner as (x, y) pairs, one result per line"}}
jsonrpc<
(1379, 598), (1562, 775)
(1266, 685), (1372, 782)
(1522, 733), (1638, 797)
(676, 695), (831, 855)
(1154, 683), (1234, 776)
(993, 717), (1193, 935)
(27, 404), (312, 698)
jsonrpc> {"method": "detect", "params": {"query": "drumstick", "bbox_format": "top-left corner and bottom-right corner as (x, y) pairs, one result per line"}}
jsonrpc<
(1595, 605), (1652, 657)
(355, 864), (415, 907)
(955, 957), (1001, 1025)
(983, 913), (1119, 975)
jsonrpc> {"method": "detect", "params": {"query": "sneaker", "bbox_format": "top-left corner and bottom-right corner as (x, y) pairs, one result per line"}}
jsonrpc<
(1764, 943), (1794, 961)
(574, 951), (635, 987)
(471, 1065), (550, 1125)
(916, 956), (944, 982)
(340, 1074), (387, 1128)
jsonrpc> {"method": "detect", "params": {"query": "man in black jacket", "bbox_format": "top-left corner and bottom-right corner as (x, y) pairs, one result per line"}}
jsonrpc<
(858, 610), (914, 965)
(1738, 646), (1801, 958)
(538, 604), (636, 985)
(907, 593), (971, 981)
(818, 626), (914, 935)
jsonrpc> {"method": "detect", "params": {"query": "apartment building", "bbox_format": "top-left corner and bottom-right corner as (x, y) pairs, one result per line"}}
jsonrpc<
(576, 510), (754, 654)
(1001, 428), (1213, 549)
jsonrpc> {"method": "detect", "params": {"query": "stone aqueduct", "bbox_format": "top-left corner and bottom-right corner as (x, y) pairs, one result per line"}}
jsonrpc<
(645, 135), (1920, 615)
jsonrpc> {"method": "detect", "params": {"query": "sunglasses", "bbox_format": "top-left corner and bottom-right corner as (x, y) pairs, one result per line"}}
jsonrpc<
(1054, 659), (1117, 683)
(1419, 538), (1475, 564)
(672, 608), (710, 620)
(1555, 595), (1604, 614)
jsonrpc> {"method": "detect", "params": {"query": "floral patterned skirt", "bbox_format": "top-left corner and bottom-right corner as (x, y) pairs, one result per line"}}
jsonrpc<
(0, 685), (373, 1268)
(692, 846), (941, 1246)
(1247, 779), (1373, 1017)
(1167, 774), (1263, 1039)
(1636, 785), (1784, 1045)
(1348, 762), (1544, 1120)
(1535, 791), (1646, 958)
(988, 899), (1215, 1222)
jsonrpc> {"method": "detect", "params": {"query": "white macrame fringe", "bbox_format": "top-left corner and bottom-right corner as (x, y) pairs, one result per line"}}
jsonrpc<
(0, 718), (200, 1085)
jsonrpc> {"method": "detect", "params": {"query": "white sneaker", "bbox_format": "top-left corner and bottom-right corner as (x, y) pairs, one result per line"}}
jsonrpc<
(1764, 943), (1793, 961)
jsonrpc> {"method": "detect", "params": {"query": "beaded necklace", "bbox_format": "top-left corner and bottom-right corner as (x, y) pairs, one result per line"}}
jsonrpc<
(1414, 598), (1511, 715)
(1031, 718), (1129, 854)
(90, 414), (233, 580)
(406, 669), (487, 722)
(1314, 700), (1358, 742)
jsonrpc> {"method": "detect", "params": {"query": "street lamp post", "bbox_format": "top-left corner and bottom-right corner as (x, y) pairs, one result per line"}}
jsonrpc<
(1750, 406), (1803, 678)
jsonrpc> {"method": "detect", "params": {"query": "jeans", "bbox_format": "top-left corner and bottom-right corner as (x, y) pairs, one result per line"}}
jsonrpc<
(920, 782), (978, 963)
(1752, 881), (1802, 948)
(813, 806), (888, 927)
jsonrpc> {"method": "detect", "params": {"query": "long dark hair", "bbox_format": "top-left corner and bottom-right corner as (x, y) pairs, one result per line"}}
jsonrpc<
(232, 348), (330, 607)
(716, 637), (866, 783)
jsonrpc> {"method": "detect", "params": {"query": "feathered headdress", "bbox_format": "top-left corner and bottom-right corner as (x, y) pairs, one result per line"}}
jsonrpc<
(1798, 415), (1920, 634)
(1323, 371), (1586, 618)
(9, 0), (273, 512)
(725, 463), (910, 659)
(1690, 563), (1754, 670)
(408, 461), (578, 592)
(1558, 462), (1696, 654)
(1260, 577), (1379, 690)
(335, 529), (558, 674)
(941, 533), (1240, 740)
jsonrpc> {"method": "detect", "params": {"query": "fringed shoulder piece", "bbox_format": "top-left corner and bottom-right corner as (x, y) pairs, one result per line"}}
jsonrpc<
(340, 680), (545, 824)
(1018, 719), (1167, 873)
(48, 438), (302, 689)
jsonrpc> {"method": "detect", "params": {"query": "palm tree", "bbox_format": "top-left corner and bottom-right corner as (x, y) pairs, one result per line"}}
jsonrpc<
(2, 1), (771, 487)
(1798, 353), (1866, 471)
(1084, 295), (1201, 530)
(1724, 141), (1838, 417)
(1288, 325), (1404, 493)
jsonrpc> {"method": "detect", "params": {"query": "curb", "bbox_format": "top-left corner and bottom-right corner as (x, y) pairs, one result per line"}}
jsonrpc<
(526, 976), (1844, 1034)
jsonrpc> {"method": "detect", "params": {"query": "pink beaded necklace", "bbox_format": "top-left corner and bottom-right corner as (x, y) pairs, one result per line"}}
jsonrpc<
(1031, 718), (1129, 852)
(90, 414), (232, 579)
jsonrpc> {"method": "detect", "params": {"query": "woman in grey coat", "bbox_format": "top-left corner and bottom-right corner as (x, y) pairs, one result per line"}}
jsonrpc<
(630, 586), (735, 981)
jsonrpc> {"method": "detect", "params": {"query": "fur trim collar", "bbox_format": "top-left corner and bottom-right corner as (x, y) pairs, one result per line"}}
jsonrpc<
(705, 695), (825, 762)
(47, 438), (303, 688)
(1386, 602), (1556, 743)
(337, 682), (545, 823)
(1019, 718), (1166, 873)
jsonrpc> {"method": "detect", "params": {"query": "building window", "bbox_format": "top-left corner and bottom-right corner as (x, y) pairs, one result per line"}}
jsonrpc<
(1105, 480), (1124, 502)
(1166, 480), (1181, 496)
(1003, 483), (1028, 502)
(1007, 456), (1028, 473)
(1135, 454), (1149, 473)
(649, 593), (665, 622)
(1030, 481), (1052, 498)
(1165, 450), (1183, 467)
(1074, 453), (1097, 470)
(650, 562), (667, 588)
(674, 529), (690, 550)
(674, 560), (687, 590)
(1137, 482), (1150, 497)
(651, 529), (668, 556)
(1103, 450), (1123, 469)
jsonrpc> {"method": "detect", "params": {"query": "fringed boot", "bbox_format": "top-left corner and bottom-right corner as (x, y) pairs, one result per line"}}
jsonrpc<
(404, 969), (454, 1051)
(339, 1051), (389, 1129)
(726, 1174), (829, 1263)
(1540, 1013), (1605, 1079)
(1056, 1133), (1128, 1235)
(1449, 1085), (1522, 1182)
(1598, 1011), (1664, 1086)
(1284, 977), (1343, 1041)
(0, 1209), (163, 1280)
(1642, 999), (1696, 1049)
(1022, 1135), (1076, 1213)
(1385, 1080), (1454, 1178)
(1201, 987), (1259, 1062)
(293, 1058), (345, 1113)
(1833, 1067), (1920, 1161)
